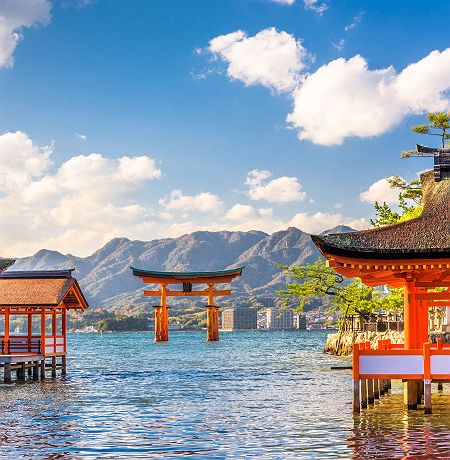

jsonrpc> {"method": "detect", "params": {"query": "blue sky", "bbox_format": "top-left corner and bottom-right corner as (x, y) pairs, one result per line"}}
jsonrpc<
(0, 0), (449, 256)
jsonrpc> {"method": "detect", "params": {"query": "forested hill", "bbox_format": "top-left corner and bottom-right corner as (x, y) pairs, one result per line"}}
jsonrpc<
(8, 226), (354, 314)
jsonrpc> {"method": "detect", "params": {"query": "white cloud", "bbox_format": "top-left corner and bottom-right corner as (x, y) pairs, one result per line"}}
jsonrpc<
(75, 133), (87, 141)
(303, 0), (328, 14)
(159, 189), (223, 213)
(345, 11), (365, 32)
(359, 177), (400, 204)
(0, 131), (162, 256)
(270, 0), (296, 4)
(287, 49), (450, 145)
(0, 0), (51, 68)
(246, 169), (306, 202)
(331, 39), (345, 52)
(208, 27), (307, 93)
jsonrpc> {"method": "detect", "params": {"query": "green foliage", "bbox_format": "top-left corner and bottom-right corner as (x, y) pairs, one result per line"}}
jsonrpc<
(402, 111), (450, 158)
(370, 177), (423, 228)
(370, 202), (402, 227)
(277, 259), (403, 337)
(278, 259), (389, 317)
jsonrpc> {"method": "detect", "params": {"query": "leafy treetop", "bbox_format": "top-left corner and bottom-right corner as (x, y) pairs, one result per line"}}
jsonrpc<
(402, 111), (450, 158)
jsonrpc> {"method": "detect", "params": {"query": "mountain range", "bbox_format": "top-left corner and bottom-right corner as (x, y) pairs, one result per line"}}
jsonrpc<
(6, 225), (354, 314)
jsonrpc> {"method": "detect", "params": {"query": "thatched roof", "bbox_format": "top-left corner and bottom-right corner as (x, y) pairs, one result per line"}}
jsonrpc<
(0, 270), (89, 308)
(312, 170), (450, 260)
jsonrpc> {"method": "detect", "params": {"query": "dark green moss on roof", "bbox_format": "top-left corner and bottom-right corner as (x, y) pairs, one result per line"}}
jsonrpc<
(312, 170), (450, 260)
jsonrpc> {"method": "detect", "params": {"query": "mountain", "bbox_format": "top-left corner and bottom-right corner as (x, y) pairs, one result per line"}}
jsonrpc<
(7, 226), (355, 314)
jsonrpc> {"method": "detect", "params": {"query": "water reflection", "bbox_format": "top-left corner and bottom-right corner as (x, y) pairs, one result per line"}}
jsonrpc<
(349, 385), (450, 459)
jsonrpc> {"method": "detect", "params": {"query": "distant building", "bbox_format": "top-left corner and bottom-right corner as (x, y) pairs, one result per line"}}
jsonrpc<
(266, 307), (294, 331)
(294, 313), (307, 330)
(221, 307), (257, 331)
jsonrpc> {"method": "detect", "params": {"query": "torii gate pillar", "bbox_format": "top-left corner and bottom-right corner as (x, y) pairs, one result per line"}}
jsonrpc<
(206, 284), (220, 342)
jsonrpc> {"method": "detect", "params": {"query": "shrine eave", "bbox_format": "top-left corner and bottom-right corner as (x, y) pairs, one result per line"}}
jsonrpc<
(311, 235), (450, 261)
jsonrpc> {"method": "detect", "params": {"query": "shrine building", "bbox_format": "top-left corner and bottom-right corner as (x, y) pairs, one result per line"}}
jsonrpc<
(312, 156), (449, 414)
(0, 267), (89, 383)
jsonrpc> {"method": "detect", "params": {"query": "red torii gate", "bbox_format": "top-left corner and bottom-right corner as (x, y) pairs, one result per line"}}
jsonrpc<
(131, 266), (244, 342)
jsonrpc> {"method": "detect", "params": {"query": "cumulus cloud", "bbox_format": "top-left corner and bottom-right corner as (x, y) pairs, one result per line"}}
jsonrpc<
(246, 169), (306, 202)
(0, 131), (162, 256)
(208, 27), (307, 93)
(359, 177), (400, 204)
(206, 25), (450, 146)
(287, 49), (450, 145)
(159, 190), (223, 213)
(0, 0), (51, 68)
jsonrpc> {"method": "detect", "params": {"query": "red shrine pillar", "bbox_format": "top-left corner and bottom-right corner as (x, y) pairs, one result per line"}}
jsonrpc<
(404, 281), (419, 349)
(154, 285), (169, 342)
(206, 285), (219, 342)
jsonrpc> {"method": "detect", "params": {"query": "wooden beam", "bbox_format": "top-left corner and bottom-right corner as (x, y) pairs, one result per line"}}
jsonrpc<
(139, 276), (233, 285)
(144, 289), (232, 297)
(415, 292), (450, 301)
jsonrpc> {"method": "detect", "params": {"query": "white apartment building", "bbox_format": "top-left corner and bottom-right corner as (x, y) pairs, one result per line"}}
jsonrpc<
(266, 307), (294, 331)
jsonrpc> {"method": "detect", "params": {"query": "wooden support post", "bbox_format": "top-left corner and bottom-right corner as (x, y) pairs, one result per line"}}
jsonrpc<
(367, 379), (374, 404)
(4, 363), (11, 383)
(27, 362), (32, 377)
(28, 313), (32, 352)
(404, 282), (418, 349)
(417, 380), (423, 405)
(374, 379), (379, 399)
(353, 379), (360, 414)
(153, 285), (169, 342)
(424, 379), (432, 414)
(40, 359), (46, 379)
(387, 379), (391, 390)
(4, 307), (9, 354)
(360, 380), (367, 408)
(32, 361), (39, 380)
(379, 379), (385, 396)
(40, 308), (46, 356)
(61, 355), (67, 376)
(52, 309), (57, 355)
(404, 380), (418, 410)
(206, 285), (220, 342)
(438, 382), (443, 391)
(62, 309), (67, 353)
(51, 356), (57, 377)
(17, 362), (25, 381)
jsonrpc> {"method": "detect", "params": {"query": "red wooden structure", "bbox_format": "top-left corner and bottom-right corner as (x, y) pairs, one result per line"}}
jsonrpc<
(312, 169), (449, 413)
(131, 266), (244, 342)
(0, 268), (89, 382)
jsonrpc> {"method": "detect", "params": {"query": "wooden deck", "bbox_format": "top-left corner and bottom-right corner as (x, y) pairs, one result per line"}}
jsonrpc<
(0, 353), (67, 383)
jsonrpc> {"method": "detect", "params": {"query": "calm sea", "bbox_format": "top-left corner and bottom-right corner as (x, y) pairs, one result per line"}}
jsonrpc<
(1, 331), (450, 459)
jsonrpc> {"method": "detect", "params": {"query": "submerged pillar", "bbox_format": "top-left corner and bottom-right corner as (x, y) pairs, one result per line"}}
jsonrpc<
(153, 305), (169, 342)
(206, 305), (220, 342)
(206, 284), (219, 342)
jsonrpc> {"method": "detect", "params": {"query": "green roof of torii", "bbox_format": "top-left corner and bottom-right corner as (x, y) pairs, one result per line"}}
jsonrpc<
(130, 266), (244, 279)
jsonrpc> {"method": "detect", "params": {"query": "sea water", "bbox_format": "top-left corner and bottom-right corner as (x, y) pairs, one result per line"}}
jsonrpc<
(0, 331), (449, 459)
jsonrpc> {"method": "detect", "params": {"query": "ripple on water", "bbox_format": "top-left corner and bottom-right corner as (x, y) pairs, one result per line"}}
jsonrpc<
(0, 331), (449, 459)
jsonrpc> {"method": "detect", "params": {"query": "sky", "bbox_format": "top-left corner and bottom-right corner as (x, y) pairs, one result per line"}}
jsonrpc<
(0, 0), (449, 257)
